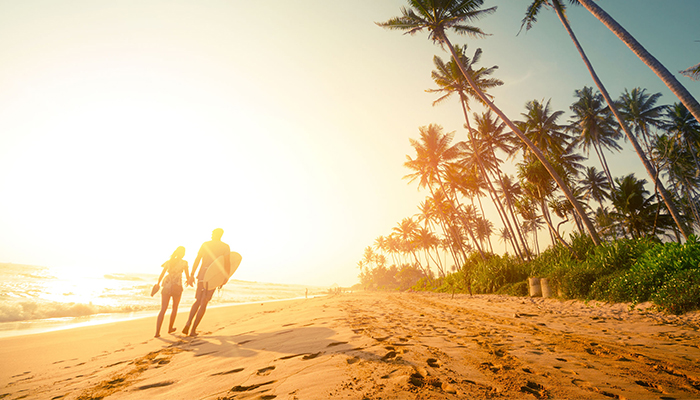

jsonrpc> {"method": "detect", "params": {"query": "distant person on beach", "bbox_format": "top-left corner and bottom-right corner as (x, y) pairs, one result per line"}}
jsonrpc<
(182, 228), (230, 337)
(154, 246), (190, 338)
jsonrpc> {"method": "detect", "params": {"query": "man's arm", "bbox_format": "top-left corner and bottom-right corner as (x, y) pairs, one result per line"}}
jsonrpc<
(189, 249), (203, 286)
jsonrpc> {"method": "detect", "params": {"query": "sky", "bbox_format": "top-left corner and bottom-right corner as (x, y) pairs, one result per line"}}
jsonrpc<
(0, 1), (698, 287)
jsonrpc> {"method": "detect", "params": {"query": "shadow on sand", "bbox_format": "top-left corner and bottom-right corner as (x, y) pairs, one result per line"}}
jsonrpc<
(161, 326), (371, 362)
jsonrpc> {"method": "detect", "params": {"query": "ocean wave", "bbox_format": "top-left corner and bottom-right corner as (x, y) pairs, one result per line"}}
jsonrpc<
(103, 273), (153, 281)
(0, 300), (154, 323)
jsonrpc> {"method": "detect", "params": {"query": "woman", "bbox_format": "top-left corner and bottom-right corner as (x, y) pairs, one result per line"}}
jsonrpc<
(154, 246), (190, 337)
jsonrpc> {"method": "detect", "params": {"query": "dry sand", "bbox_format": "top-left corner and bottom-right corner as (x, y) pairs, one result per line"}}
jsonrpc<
(2, 291), (700, 399)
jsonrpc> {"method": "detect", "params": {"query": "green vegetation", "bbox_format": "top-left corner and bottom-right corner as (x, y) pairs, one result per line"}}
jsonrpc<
(360, 235), (700, 314)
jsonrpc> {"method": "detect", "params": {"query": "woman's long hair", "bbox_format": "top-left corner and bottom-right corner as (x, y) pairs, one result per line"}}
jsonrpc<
(171, 246), (185, 261)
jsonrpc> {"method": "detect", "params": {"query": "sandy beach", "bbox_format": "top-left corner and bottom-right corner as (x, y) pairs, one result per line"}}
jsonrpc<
(2, 291), (700, 400)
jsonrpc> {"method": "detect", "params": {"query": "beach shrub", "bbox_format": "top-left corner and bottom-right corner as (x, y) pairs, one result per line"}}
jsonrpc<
(496, 281), (529, 297)
(603, 236), (700, 305)
(568, 231), (597, 261)
(528, 243), (572, 278)
(651, 269), (700, 314)
(585, 237), (655, 276)
(559, 262), (598, 299)
(470, 254), (527, 294)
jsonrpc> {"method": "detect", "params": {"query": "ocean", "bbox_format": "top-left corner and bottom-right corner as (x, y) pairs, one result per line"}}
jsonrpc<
(0, 263), (327, 338)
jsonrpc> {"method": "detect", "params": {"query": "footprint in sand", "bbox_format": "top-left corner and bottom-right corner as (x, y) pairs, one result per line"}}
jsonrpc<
(230, 380), (276, 392)
(302, 352), (322, 360)
(257, 366), (275, 376)
(210, 368), (244, 376)
(520, 381), (547, 398)
(135, 380), (175, 390)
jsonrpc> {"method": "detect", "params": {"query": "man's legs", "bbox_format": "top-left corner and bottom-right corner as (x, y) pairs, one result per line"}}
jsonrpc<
(189, 288), (214, 336)
(182, 282), (205, 335)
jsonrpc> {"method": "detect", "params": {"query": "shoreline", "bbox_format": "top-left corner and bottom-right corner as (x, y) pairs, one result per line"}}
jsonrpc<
(0, 294), (325, 339)
(3, 291), (700, 399)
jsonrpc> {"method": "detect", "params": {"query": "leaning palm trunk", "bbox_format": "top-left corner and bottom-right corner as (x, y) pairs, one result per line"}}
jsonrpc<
(576, 0), (700, 124)
(592, 141), (616, 192)
(551, 3), (690, 240)
(441, 36), (602, 246)
(541, 198), (572, 250)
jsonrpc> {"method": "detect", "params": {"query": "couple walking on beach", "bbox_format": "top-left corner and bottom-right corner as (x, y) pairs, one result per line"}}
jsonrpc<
(154, 228), (231, 338)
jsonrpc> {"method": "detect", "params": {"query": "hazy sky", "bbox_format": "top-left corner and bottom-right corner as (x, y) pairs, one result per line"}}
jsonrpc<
(1, 1), (698, 287)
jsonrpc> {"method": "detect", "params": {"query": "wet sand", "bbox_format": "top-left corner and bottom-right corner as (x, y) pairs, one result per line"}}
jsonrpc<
(2, 291), (700, 399)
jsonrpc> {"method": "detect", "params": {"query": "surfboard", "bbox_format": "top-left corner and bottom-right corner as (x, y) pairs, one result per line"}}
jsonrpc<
(203, 251), (242, 289)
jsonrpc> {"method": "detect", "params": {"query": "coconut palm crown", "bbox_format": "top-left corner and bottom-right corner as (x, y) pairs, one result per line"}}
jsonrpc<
(377, 0), (496, 45)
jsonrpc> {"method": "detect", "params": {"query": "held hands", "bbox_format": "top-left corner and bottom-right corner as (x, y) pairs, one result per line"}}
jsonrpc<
(187, 276), (195, 287)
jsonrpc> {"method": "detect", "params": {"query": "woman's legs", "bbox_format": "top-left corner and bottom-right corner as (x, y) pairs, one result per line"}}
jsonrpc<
(168, 289), (182, 333)
(155, 291), (171, 337)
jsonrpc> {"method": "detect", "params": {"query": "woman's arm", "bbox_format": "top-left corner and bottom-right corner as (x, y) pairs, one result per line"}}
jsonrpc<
(157, 262), (168, 285)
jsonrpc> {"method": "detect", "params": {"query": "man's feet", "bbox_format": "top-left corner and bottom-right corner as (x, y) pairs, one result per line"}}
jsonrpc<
(154, 333), (160, 338)
(168, 327), (177, 334)
(182, 326), (189, 335)
(188, 330), (198, 337)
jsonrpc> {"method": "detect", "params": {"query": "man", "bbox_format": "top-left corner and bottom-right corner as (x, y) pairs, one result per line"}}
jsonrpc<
(182, 228), (230, 337)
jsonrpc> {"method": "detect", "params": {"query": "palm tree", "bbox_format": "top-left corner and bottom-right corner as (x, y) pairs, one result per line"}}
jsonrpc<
(617, 88), (666, 162)
(579, 166), (609, 211)
(516, 99), (571, 158)
(569, 86), (621, 188)
(518, 157), (571, 249)
(415, 226), (445, 276)
(609, 174), (674, 239)
(653, 134), (700, 232)
(520, 0), (691, 240)
(403, 124), (483, 258)
(575, 0), (700, 124)
(496, 173), (531, 257)
(427, 44), (502, 117)
(662, 102), (700, 172)
(497, 226), (513, 254)
(393, 217), (424, 271)
(378, 0), (601, 245)
(517, 196), (545, 254)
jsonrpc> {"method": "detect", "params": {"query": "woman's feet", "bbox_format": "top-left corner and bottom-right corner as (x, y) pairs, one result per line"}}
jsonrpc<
(182, 325), (189, 335)
(168, 327), (177, 334)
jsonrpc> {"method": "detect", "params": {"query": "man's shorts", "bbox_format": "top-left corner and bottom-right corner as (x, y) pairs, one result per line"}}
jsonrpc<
(195, 280), (216, 302)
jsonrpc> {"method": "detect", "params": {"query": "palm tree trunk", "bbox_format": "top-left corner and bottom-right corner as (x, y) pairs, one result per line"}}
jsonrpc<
(592, 141), (615, 191)
(576, 0), (700, 124)
(551, 3), (691, 240)
(494, 167), (531, 259)
(441, 36), (602, 246)
(542, 199), (572, 250)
